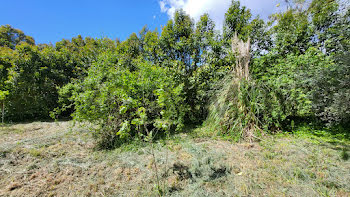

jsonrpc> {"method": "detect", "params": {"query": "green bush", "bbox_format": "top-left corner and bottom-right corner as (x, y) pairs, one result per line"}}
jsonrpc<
(252, 47), (336, 123)
(309, 52), (350, 125)
(58, 52), (187, 148)
(5, 44), (59, 121)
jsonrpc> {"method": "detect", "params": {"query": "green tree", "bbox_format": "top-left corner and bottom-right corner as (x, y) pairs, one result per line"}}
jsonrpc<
(0, 25), (35, 49)
(0, 46), (14, 123)
(223, 0), (252, 42)
(142, 29), (161, 63)
(6, 44), (58, 120)
(270, 9), (311, 56)
(249, 17), (272, 57)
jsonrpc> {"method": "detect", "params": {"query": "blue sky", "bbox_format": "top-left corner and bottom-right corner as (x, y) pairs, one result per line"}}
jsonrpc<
(0, 0), (282, 44)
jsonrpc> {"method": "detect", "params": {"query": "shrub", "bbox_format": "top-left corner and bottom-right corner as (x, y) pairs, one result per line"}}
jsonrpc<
(253, 47), (346, 126)
(57, 52), (187, 148)
(5, 44), (59, 121)
(309, 52), (350, 125)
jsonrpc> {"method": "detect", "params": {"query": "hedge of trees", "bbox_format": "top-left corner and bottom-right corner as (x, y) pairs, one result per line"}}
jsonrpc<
(1, 0), (349, 147)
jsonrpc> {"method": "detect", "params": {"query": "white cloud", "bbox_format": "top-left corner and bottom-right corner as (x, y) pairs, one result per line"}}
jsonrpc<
(159, 1), (167, 12)
(159, 0), (283, 29)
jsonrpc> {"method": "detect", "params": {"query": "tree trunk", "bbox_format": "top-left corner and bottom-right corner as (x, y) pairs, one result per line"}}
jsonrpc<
(2, 101), (4, 124)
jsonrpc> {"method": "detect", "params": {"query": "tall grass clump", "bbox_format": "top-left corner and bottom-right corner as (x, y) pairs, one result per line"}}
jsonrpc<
(204, 34), (283, 141)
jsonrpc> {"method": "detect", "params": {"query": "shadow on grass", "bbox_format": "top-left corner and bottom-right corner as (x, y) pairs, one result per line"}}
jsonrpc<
(93, 122), (203, 152)
(292, 122), (350, 160)
(0, 117), (72, 127)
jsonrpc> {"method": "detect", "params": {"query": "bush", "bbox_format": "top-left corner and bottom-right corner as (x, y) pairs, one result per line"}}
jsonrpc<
(58, 52), (187, 148)
(309, 52), (350, 125)
(252, 47), (339, 124)
(5, 44), (59, 121)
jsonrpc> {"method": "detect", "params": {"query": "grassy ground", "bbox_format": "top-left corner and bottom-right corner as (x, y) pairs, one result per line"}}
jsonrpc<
(0, 121), (349, 196)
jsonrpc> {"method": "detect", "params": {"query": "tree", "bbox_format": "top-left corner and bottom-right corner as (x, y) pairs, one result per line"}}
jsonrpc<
(0, 25), (35, 49)
(270, 9), (311, 56)
(0, 46), (15, 123)
(5, 44), (58, 120)
(248, 17), (272, 57)
(142, 29), (161, 63)
(223, 0), (252, 42)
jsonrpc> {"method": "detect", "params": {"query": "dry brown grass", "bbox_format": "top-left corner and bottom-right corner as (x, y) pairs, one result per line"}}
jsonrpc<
(0, 122), (349, 196)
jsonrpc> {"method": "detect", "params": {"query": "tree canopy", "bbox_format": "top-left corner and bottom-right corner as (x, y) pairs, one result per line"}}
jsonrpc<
(0, 0), (349, 147)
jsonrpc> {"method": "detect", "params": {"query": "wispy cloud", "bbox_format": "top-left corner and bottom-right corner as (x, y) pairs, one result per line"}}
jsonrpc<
(159, 0), (283, 29)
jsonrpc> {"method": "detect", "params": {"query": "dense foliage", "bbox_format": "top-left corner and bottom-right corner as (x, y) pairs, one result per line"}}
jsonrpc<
(58, 55), (187, 148)
(1, 0), (349, 147)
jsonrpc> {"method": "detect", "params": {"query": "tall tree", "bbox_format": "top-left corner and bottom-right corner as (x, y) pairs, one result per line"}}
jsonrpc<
(223, 0), (252, 42)
(0, 25), (35, 49)
(270, 9), (311, 56)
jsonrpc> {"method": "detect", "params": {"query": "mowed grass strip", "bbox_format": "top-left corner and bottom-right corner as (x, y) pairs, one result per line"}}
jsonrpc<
(0, 122), (349, 196)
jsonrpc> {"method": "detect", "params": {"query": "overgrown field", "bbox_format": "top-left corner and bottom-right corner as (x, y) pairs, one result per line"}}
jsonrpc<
(0, 122), (349, 196)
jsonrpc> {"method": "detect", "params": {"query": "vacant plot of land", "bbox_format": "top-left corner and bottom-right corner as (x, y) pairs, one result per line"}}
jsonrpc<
(0, 122), (349, 196)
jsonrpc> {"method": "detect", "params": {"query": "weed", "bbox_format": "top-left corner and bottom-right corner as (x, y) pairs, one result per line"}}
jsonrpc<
(28, 148), (44, 158)
(340, 149), (349, 161)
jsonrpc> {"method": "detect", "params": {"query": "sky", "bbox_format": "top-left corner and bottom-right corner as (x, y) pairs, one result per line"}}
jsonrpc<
(0, 0), (284, 44)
